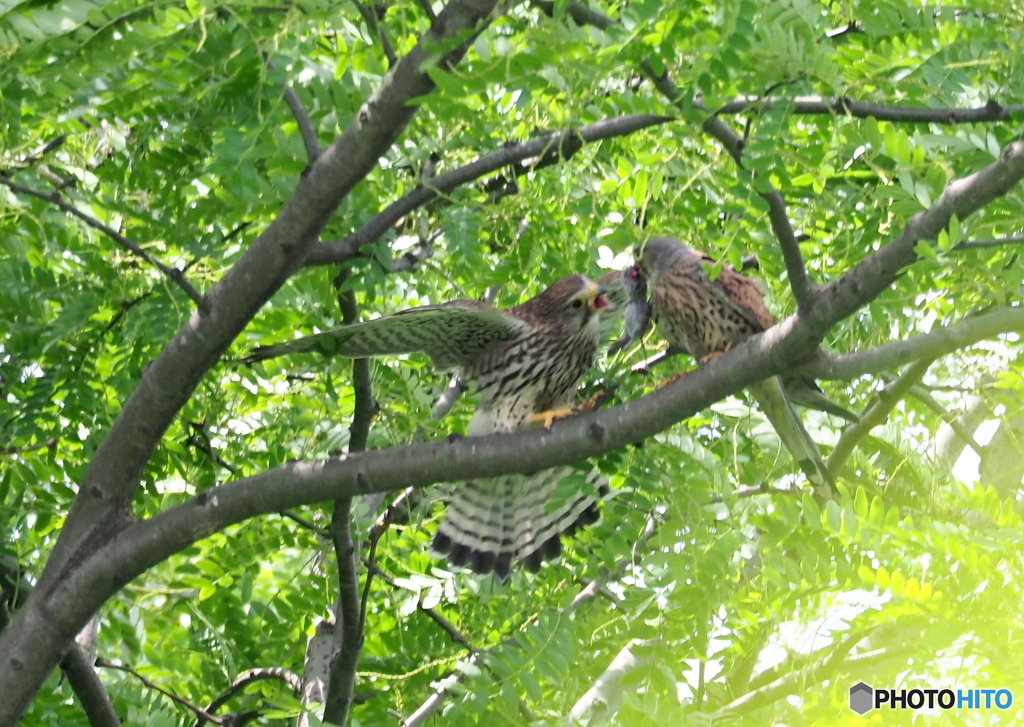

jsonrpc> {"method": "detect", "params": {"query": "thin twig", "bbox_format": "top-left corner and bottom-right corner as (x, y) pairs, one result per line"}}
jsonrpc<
(194, 667), (302, 727)
(415, 0), (435, 21)
(369, 564), (475, 651)
(638, 63), (814, 305)
(713, 95), (1023, 125)
(0, 175), (207, 310)
(95, 658), (224, 724)
(279, 509), (331, 537)
(827, 358), (934, 476)
(0, 438), (57, 458)
(882, 376), (984, 458)
(282, 87), (322, 161)
(954, 234), (1024, 249)
(352, 0), (397, 67)
(11, 135), (67, 169)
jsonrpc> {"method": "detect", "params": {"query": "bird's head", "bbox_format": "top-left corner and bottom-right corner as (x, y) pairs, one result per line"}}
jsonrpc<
(520, 274), (614, 330)
(634, 236), (699, 284)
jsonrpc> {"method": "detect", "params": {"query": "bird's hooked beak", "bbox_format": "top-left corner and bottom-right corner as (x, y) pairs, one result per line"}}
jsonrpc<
(589, 283), (613, 312)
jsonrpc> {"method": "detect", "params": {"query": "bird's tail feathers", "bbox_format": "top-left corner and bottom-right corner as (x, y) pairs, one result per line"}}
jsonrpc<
(749, 376), (837, 493)
(432, 468), (609, 581)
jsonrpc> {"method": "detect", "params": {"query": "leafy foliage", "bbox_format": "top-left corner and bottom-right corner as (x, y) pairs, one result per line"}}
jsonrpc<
(2, 0), (1023, 725)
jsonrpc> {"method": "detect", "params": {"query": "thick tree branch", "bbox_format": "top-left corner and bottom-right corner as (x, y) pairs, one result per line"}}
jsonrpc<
(323, 270), (374, 726)
(0, 1), (503, 721)
(569, 639), (653, 721)
(304, 114), (672, 266)
(827, 358), (934, 476)
(60, 648), (122, 727)
(325, 496), (363, 726)
(194, 668), (301, 727)
(0, 561), (119, 727)
(802, 306), (1024, 380)
(0, 174), (207, 310)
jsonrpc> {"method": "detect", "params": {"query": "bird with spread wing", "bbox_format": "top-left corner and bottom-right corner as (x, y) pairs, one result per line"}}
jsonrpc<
(245, 275), (614, 579)
(617, 236), (850, 492)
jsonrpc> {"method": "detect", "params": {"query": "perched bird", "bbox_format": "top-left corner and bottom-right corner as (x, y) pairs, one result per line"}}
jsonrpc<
(609, 256), (857, 422)
(632, 236), (841, 491)
(245, 275), (614, 579)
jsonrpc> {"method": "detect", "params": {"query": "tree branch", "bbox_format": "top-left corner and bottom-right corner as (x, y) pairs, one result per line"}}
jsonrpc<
(569, 639), (653, 722)
(352, 0), (397, 67)
(0, 561), (119, 727)
(709, 629), (867, 718)
(802, 306), (1024, 380)
(900, 380), (985, 458)
(323, 269), (375, 726)
(827, 358), (934, 476)
(0, 175), (207, 310)
(0, 437), (57, 458)
(325, 497), (363, 726)
(303, 114), (672, 267)
(96, 658), (223, 724)
(194, 667), (301, 727)
(713, 96), (1024, 124)
(59, 647), (121, 727)
(282, 87), (322, 162)
(415, 0), (435, 21)
(954, 234), (1024, 249)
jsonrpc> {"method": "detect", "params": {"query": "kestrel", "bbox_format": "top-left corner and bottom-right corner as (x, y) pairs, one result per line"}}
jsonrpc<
(630, 236), (841, 491)
(245, 275), (614, 579)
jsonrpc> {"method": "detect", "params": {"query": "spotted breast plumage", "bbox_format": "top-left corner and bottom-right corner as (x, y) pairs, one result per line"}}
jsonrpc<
(245, 275), (614, 579)
(632, 236), (840, 492)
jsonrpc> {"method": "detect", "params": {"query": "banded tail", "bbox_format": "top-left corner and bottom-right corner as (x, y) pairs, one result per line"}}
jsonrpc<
(432, 468), (608, 580)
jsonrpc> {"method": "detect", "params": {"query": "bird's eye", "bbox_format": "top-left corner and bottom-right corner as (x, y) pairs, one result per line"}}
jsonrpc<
(570, 299), (584, 309)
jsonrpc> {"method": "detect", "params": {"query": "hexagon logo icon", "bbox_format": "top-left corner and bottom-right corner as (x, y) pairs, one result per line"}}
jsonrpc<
(850, 682), (873, 714)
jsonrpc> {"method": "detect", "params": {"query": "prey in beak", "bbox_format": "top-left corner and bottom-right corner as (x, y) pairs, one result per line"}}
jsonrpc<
(589, 284), (613, 312)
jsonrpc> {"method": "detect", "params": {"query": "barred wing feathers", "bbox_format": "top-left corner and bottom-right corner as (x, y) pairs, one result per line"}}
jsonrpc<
(244, 300), (528, 370)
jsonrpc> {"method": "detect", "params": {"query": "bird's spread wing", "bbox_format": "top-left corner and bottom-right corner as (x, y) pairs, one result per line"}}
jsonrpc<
(244, 300), (529, 370)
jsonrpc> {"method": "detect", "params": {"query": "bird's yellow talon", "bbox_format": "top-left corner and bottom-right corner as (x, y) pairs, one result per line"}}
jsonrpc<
(655, 372), (689, 390)
(700, 344), (731, 365)
(530, 407), (575, 429)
